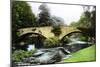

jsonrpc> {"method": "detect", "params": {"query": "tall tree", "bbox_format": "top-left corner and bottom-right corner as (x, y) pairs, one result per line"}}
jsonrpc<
(78, 6), (96, 28)
(12, 1), (36, 29)
(70, 6), (96, 29)
(38, 3), (53, 26)
(12, 1), (36, 41)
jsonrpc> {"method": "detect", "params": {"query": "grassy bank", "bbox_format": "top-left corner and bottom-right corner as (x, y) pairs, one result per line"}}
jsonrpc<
(63, 45), (96, 62)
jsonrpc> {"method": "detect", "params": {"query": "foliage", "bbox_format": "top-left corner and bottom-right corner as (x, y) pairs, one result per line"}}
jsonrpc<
(12, 50), (35, 62)
(61, 33), (88, 46)
(69, 33), (88, 41)
(69, 6), (96, 41)
(38, 4), (65, 26)
(70, 21), (79, 27)
(51, 16), (64, 26)
(63, 45), (96, 62)
(62, 36), (71, 44)
(80, 35), (88, 41)
(70, 6), (96, 29)
(51, 25), (62, 36)
(38, 3), (53, 26)
(12, 1), (36, 29)
(43, 37), (61, 48)
(12, 1), (36, 41)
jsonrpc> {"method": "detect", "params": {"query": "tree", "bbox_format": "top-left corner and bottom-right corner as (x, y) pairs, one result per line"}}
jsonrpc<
(12, 1), (36, 29)
(51, 16), (65, 26)
(90, 6), (96, 29)
(70, 21), (78, 27)
(70, 6), (96, 29)
(38, 3), (53, 26)
(78, 6), (96, 28)
(70, 6), (96, 42)
(51, 25), (62, 37)
(69, 6), (96, 35)
(12, 1), (36, 41)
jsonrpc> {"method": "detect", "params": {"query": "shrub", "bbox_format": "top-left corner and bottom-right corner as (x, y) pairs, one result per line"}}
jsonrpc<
(62, 36), (71, 44)
(12, 50), (35, 62)
(43, 37), (61, 48)
(51, 25), (62, 36)
(80, 35), (88, 41)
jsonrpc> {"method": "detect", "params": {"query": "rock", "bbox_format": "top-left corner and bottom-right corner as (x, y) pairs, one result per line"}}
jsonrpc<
(22, 47), (70, 64)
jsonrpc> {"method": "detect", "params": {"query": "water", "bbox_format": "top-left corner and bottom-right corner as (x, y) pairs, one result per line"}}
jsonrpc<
(28, 47), (71, 64)
(67, 40), (89, 45)
(27, 44), (35, 51)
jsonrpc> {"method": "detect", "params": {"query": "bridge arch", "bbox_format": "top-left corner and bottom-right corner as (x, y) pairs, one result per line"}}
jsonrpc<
(13, 32), (47, 50)
(60, 31), (88, 43)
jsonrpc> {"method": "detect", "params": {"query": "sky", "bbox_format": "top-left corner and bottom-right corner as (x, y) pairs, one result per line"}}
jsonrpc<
(27, 2), (84, 25)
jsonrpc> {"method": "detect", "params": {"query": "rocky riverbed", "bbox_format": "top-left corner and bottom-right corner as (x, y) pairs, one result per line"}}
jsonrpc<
(12, 47), (71, 66)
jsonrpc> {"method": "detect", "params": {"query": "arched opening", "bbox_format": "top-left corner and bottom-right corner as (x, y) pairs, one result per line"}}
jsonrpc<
(60, 31), (92, 52)
(12, 32), (47, 51)
(60, 31), (84, 43)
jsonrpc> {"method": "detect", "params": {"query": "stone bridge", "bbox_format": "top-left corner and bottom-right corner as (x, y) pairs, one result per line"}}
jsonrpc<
(17, 26), (80, 39)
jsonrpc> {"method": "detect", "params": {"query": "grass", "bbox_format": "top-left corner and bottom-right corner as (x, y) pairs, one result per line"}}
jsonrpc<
(63, 45), (96, 62)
